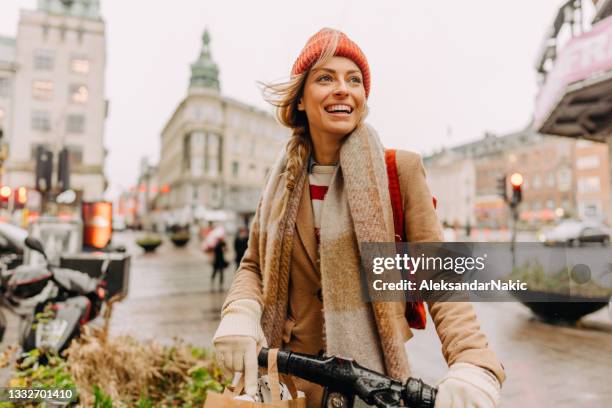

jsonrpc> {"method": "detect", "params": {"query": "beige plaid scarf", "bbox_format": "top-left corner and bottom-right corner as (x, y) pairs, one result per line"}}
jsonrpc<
(257, 123), (410, 379)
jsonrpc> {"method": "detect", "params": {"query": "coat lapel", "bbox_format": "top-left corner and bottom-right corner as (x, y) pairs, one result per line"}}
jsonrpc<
(296, 177), (319, 272)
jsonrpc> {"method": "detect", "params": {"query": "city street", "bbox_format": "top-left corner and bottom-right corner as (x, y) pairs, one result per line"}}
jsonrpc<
(110, 232), (612, 407)
(1, 231), (611, 407)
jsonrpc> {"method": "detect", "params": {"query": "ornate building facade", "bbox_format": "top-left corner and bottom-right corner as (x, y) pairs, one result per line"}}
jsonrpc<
(156, 30), (287, 226)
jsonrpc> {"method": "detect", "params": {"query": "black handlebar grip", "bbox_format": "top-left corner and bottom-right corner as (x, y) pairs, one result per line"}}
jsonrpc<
(258, 347), (269, 368)
(404, 378), (437, 408)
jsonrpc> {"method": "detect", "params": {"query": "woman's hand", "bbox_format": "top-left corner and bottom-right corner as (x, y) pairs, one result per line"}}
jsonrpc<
(213, 299), (267, 396)
(435, 363), (500, 408)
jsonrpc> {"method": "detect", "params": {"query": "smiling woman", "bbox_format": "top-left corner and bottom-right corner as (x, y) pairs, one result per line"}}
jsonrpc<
(212, 28), (505, 408)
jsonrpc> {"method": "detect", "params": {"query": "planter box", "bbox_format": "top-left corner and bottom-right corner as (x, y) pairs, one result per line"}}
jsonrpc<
(170, 237), (190, 247)
(512, 289), (608, 323)
(137, 241), (161, 253)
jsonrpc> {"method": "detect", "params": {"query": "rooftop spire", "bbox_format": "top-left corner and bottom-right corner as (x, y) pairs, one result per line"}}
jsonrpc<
(190, 29), (220, 92)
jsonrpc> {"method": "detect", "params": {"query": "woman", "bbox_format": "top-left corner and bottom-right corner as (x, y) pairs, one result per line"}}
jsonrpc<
(213, 28), (504, 407)
(211, 237), (228, 291)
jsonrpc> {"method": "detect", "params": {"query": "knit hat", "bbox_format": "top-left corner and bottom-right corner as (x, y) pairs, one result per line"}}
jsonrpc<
(291, 28), (370, 98)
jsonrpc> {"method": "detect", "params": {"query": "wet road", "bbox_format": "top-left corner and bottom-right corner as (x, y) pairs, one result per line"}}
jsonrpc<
(2, 231), (611, 407)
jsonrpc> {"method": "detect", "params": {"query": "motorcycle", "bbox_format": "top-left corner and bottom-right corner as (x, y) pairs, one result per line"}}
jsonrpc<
(258, 347), (437, 408)
(0, 236), (110, 355)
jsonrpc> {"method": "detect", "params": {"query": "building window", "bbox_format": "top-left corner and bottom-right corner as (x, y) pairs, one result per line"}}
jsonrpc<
(66, 114), (85, 134)
(71, 57), (90, 74)
(577, 176), (600, 193)
(232, 161), (239, 177)
(34, 50), (54, 71)
(182, 134), (191, 172)
(546, 200), (554, 209)
(205, 133), (221, 176)
(31, 111), (51, 132)
(546, 172), (555, 187)
(532, 174), (541, 189)
(32, 81), (54, 100)
(66, 145), (83, 165)
(562, 199), (570, 209)
(69, 84), (88, 103)
(557, 167), (572, 191)
(0, 78), (9, 98)
(576, 140), (594, 148)
(576, 155), (600, 170)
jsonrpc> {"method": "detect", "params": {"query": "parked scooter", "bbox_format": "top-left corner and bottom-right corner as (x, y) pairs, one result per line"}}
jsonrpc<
(258, 347), (436, 408)
(0, 236), (110, 354)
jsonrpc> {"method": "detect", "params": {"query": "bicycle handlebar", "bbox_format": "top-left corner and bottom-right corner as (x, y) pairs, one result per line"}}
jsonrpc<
(258, 347), (436, 408)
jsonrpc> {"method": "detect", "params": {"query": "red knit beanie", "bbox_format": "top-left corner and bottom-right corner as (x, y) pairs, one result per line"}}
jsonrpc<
(291, 28), (370, 98)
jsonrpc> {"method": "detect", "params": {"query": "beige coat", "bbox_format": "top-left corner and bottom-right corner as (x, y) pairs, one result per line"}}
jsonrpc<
(225, 150), (505, 407)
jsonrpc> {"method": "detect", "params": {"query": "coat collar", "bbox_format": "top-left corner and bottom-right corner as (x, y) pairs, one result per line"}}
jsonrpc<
(295, 176), (319, 273)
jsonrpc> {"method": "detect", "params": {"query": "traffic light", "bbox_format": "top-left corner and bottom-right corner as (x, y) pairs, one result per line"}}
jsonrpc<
(35, 146), (53, 193)
(0, 186), (11, 208)
(510, 172), (523, 207)
(15, 187), (27, 209)
(57, 147), (71, 192)
(496, 175), (507, 201)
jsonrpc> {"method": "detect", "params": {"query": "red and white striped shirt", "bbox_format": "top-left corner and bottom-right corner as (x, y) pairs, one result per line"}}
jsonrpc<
(309, 163), (336, 243)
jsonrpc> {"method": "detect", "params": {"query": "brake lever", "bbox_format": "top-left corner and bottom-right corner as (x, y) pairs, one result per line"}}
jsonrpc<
(369, 391), (402, 408)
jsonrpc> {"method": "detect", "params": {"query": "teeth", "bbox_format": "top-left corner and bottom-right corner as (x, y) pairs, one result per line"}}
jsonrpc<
(325, 104), (352, 113)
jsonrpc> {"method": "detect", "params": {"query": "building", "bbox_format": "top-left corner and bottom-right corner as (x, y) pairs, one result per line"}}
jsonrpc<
(2, 0), (107, 201)
(156, 30), (286, 226)
(510, 135), (575, 223)
(424, 125), (609, 229)
(424, 150), (476, 228)
(533, 0), (612, 225)
(0, 36), (17, 148)
(574, 139), (610, 220)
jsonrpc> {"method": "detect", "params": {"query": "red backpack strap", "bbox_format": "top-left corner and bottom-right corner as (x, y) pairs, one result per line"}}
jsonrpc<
(385, 149), (426, 330)
(385, 149), (404, 242)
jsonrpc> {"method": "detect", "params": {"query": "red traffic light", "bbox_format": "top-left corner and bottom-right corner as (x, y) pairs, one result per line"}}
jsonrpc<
(0, 186), (11, 199)
(510, 173), (523, 188)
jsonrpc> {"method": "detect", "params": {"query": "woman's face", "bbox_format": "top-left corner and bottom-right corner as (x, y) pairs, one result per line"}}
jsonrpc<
(298, 56), (366, 142)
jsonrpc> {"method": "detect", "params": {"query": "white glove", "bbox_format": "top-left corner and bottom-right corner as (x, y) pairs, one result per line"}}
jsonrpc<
(213, 299), (267, 396)
(435, 363), (501, 408)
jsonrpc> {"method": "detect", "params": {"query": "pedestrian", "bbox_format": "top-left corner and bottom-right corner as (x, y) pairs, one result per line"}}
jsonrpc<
(211, 237), (228, 291)
(213, 28), (504, 407)
(233, 226), (249, 267)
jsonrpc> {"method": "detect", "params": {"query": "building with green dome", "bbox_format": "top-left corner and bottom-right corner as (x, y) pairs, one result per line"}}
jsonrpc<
(154, 29), (287, 227)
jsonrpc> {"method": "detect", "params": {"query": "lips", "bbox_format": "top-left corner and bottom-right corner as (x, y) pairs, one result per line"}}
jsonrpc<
(324, 104), (354, 114)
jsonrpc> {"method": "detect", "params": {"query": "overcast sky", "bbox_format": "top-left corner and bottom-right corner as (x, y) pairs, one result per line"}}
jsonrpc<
(0, 1), (591, 199)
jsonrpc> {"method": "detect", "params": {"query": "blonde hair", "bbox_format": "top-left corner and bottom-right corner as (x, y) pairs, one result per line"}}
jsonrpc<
(261, 30), (341, 192)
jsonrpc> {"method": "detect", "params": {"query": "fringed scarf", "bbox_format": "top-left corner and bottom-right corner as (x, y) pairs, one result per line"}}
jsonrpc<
(257, 123), (410, 380)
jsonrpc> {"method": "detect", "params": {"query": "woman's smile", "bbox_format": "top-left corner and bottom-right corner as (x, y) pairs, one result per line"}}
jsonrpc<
(298, 56), (366, 143)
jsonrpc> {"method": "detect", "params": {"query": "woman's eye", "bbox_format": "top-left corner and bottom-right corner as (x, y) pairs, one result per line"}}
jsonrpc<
(349, 76), (362, 84)
(318, 75), (332, 82)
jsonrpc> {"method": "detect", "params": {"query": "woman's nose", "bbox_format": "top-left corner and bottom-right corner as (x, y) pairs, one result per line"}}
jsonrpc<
(333, 80), (349, 96)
